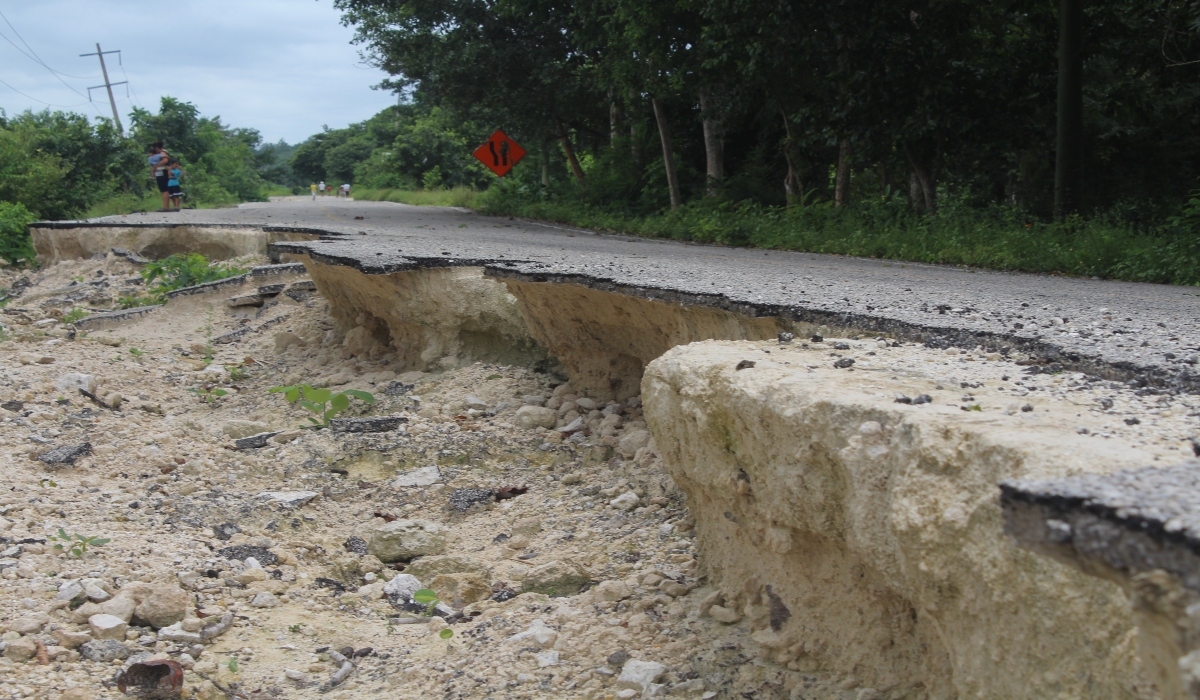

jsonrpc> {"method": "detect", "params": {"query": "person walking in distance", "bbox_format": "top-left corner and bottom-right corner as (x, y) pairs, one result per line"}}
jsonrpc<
(147, 142), (171, 211)
(310, 183), (318, 200)
(318, 181), (326, 196)
(166, 158), (184, 211)
(342, 183), (351, 198)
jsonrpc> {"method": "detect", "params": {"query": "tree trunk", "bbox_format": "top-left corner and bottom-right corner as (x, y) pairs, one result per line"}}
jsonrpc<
(835, 139), (852, 207)
(560, 133), (586, 186)
(699, 86), (724, 197)
(540, 142), (551, 188)
(609, 88), (623, 147)
(781, 109), (805, 207)
(629, 90), (640, 165)
(909, 170), (923, 209)
(1054, 0), (1083, 219)
(651, 96), (683, 210)
(904, 141), (938, 214)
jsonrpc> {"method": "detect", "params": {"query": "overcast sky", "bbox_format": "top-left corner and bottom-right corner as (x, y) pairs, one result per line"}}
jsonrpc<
(0, 0), (398, 144)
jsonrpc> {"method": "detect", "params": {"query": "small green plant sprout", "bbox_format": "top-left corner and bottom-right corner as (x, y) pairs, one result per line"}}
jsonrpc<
(128, 347), (144, 358)
(39, 478), (57, 488)
(227, 364), (248, 381)
(412, 588), (440, 616)
(61, 308), (88, 324)
(50, 528), (109, 558)
(268, 384), (374, 429)
(225, 657), (239, 673)
(288, 623), (303, 633)
(189, 383), (228, 405)
(439, 628), (454, 640)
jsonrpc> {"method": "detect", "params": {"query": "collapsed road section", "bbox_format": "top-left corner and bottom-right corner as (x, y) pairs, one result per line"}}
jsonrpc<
(8, 210), (1200, 698)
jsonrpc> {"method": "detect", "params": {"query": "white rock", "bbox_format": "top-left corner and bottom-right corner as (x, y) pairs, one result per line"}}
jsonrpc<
(256, 491), (319, 508)
(618, 429), (652, 458)
(594, 580), (633, 602)
(285, 669), (307, 681)
(244, 557), (263, 569)
(383, 574), (422, 602)
(391, 466), (441, 487)
(536, 650), (560, 667)
(54, 580), (84, 602)
(464, 395), (488, 410)
(88, 613), (128, 640)
(574, 397), (598, 411)
(558, 416), (586, 433)
(617, 659), (668, 691)
(368, 519), (449, 562)
(54, 373), (97, 396)
(249, 592), (279, 608)
(157, 622), (202, 644)
(610, 492), (640, 511)
(515, 406), (557, 429)
(508, 619), (557, 648)
(82, 582), (110, 602)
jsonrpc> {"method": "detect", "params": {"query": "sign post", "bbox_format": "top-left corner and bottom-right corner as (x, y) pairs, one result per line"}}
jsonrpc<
(473, 130), (526, 177)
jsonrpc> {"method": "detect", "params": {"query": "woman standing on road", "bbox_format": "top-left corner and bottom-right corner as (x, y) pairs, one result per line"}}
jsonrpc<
(147, 142), (172, 212)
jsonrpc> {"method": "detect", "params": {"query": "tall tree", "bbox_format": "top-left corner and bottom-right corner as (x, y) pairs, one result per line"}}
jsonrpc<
(1055, 0), (1084, 218)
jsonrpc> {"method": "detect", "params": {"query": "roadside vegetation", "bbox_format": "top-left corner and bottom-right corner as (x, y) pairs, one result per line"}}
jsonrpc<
(352, 187), (478, 208)
(308, 0), (1200, 285)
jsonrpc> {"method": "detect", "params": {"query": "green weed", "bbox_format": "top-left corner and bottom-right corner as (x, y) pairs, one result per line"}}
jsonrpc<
(189, 384), (228, 405)
(0, 201), (37, 266)
(60, 308), (88, 324)
(142, 254), (246, 295)
(268, 383), (374, 429)
(50, 528), (110, 558)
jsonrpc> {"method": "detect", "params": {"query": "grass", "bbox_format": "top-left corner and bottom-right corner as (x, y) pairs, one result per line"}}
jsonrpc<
(469, 186), (1200, 287)
(81, 190), (255, 218)
(352, 187), (479, 208)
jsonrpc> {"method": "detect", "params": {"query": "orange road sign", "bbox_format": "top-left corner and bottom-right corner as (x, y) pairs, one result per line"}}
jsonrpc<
(473, 130), (526, 177)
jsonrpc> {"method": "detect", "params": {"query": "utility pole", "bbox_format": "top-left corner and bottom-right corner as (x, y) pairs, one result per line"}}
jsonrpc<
(80, 43), (126, 135)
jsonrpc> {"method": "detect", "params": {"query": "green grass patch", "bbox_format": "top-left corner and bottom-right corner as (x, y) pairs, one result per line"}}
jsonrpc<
(353, 187), (479, 208)
(82, 191), (248, 218)
(471, 186), (1200, 286)
(142, 253), (247, 298)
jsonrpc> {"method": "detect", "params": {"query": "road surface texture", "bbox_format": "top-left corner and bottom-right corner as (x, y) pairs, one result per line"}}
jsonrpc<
(80, 196), (1199, 391)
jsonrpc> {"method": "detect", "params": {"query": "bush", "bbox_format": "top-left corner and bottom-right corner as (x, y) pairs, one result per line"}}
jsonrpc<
(141, 253), (247, 296)
(473, 186), (1200, 286)
(0, 201), (38, 266)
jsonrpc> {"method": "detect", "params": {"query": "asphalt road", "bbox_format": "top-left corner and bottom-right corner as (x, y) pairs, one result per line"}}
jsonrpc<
(91, 197), (1200, 389)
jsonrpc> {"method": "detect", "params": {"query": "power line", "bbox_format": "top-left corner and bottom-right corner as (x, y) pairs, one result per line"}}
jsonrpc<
(0, 75), (92, 109)
(0, 9), (98, 80)
(118, 59), (142, 110)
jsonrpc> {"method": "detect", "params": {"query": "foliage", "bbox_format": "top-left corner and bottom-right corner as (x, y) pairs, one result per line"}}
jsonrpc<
(290, 102), (491, 190)
(141, 253), (247, 296)
(61, 308), (88, 324)
(413, 588), (440, 616)
(0, 96), (287, 223)
(475, 185), (1200, 286)
(331, 0), (1200, 259)
(352, 187), (479, 208)
(189, 384), (228, 405)
(268, 383), (376, 428)
(0, 201), (37, 266)
(50, 528), (110, 558)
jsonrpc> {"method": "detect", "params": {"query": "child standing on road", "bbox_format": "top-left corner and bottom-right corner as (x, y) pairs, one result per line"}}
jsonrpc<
(166, 158), (184, 211)
(310, 183), (318, 200)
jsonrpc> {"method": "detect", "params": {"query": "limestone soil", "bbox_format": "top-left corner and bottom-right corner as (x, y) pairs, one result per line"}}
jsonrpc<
(0, 254), (854, 700)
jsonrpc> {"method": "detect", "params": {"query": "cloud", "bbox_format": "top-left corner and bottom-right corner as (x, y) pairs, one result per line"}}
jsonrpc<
(0, 0), (397, 143)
